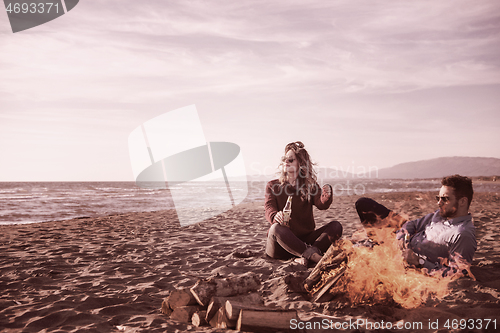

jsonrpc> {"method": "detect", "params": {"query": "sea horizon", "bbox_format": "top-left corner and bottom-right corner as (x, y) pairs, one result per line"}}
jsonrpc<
(2, 179), (499, 225)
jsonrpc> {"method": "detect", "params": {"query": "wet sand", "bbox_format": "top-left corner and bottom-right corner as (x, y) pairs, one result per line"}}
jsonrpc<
(0, 191), (499, 332)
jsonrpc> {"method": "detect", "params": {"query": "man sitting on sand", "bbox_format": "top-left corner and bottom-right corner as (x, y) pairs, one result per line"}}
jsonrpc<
(355, 174), (476, 274)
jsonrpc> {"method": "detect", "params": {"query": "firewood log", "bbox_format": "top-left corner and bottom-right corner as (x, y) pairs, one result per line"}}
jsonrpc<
(190, 272), (261, 306)
(310, 264), (347, 302)
(170, 305), (202, 323)
(225, 300), (276, 321)
(160, 298), (172, 316)
(209, 307), (236, 329)
(167, 287), (198, 309)
(205, 292), (262, 322)
(236, 308), (298, 332)
(304, 240), (346, 292)
(191, 310), (207, 327)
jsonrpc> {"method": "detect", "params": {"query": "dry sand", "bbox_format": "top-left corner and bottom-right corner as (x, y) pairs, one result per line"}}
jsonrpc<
(0, 191), (499, 332)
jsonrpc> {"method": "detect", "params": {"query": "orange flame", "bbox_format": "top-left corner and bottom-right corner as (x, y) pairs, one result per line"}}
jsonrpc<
(428, 253), (476, 280)
(332, 227), (466, 309)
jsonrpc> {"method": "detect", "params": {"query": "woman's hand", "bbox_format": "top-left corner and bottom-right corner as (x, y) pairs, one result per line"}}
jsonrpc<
(322, 184), (332, 200)
(273, 211), (284, 225)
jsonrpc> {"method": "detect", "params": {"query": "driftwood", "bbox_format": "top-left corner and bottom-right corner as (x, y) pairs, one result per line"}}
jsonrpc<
(170, 305), (203, 323)
(190, 272), (261, 306)
(237, 308), (298, 332)
(191, 310), (207, 327)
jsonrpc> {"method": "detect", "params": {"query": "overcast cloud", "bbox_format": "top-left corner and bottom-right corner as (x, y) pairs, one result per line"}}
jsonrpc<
(0, 0), (499, 180)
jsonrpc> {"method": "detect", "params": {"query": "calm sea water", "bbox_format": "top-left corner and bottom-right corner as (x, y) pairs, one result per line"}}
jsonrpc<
(1, 179), (498, 225)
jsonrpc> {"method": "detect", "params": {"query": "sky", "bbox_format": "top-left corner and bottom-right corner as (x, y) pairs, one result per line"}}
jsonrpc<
(1, 0), (499, 181)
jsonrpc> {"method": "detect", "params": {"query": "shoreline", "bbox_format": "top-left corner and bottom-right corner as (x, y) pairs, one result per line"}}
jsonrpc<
(1, 191), (499, 332)
(2, 178), (499, 226)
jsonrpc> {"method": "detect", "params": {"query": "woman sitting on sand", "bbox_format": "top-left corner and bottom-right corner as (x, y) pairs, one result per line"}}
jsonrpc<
(265, 141), (343, 265)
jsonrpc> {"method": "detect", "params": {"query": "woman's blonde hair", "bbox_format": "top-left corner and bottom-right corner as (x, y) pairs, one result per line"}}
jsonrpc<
(278, 141), (317, 200)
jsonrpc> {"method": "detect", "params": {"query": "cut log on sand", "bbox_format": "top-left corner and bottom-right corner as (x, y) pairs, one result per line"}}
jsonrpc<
(209, 307), (235, 329)
(190, 272), (261, 306)
(160, 299), (172, 316)
(170, 305), (203, 323)
(236, 308), (298, 332)
(167, 288), (198, 309)
(191, 310), (207, 327)
(205, 292), (262, 322)
(225, 300), (274, 321)
(161, 287), (199, 317)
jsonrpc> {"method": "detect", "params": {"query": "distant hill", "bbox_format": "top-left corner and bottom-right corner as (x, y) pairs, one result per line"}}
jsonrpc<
(376, 157), (500, 179)
(249, 156), (500, 181)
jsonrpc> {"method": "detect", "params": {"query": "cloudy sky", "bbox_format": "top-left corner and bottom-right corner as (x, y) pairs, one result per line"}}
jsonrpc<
(1, 0), (499, 181)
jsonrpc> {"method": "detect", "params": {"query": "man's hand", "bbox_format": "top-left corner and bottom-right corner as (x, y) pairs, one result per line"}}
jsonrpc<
(403, 248), (421, 267)
(396, 229), (409, 250)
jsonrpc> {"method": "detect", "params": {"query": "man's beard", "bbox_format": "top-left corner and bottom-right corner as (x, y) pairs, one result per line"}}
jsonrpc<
(440, 202), (458, 219)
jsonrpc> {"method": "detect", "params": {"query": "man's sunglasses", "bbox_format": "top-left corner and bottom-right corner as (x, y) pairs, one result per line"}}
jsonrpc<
(435, 196), (450, 203)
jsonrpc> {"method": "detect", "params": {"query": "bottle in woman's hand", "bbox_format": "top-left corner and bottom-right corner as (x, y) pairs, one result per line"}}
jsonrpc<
(282, 196), (292, 227)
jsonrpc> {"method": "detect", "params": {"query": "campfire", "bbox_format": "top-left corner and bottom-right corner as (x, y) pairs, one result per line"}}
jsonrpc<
(308, 231), (450, 309)
(307, 214), (473, 309)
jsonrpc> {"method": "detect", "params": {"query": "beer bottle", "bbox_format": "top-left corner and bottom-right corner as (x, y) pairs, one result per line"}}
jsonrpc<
(282, 196), (292, 227)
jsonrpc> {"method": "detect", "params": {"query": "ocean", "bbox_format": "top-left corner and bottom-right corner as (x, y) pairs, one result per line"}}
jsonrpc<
(1, 179), (498, 225)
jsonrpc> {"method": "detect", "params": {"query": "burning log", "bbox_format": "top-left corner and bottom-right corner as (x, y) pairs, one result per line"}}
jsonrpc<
(190, 272), (261, 307)
(304, 240), (347, 293)
(310, 263), (347, 302)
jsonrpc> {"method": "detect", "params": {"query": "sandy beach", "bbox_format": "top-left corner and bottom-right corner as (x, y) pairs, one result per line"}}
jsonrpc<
(1, 191), (499, 332)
